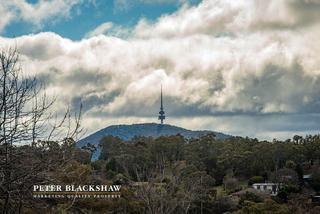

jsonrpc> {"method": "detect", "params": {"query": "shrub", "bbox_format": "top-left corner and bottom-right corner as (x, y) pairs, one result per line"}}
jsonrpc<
(310, 168), (320, 191)
(239, 191), (263, 205)
(223, 176), (240, 193)
(91, 160), (106, 170)
(248, 176), (264, 186)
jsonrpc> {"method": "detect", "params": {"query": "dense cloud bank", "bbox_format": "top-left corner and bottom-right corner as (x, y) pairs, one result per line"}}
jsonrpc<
(1, 0), (320, 139)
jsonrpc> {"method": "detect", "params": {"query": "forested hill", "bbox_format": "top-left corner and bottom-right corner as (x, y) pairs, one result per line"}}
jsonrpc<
(77, 123), (231, 149)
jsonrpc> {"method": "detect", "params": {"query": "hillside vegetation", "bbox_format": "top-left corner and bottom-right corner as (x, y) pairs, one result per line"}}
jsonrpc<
(2, 133), (320, 213)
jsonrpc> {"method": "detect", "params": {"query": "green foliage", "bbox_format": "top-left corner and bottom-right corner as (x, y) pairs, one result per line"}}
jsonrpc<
(209, 196), (237, 213)
(7, 133), (320, 213)
(277, 189), (288, 202)
(94, 134), (320, 212)
(248, 176), (264, 186)
(91, 134), (320, 213)
(91, 159), (106, 170)
(310, 167), (320, 191)
(106, 157), (120, 172)
(239, 191), (263, 205)
(99, 135), (123, 160)
(113, 173), (130, 185)
(223, 175), (240, 193)
(276, 185), (301, 203)
(285, 160), (296, 169)
(284, 184), (300, 194)
(105, 170), (117, 179)
(236, 199), (290, 214)
(161, 177), (171, 184)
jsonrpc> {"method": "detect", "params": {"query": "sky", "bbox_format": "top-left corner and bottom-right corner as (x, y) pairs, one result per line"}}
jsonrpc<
(0, 0), (320, 140)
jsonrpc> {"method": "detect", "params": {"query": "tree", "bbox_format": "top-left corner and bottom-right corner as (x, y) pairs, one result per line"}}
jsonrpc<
(239, 191), (263, 205)
(293, 135), (303, 144)
(310, 167), (320, 191)
(0, 47), (82, 213)
(248, 176), (264, 186)
(235, 199), (289, 214)
(285, 160), (296, 170)
(223, 175), (240, 193)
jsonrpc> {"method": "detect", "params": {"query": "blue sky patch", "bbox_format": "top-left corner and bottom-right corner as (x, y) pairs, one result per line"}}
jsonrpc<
(3, 0), (202, 40)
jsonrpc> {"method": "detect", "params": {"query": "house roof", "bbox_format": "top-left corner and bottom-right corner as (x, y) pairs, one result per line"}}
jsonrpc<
(303, 174), (312, 179)
(252, 183), (280, 186)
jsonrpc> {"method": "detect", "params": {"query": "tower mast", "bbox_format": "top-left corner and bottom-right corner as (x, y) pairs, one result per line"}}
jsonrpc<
(158, 85), (165, 124)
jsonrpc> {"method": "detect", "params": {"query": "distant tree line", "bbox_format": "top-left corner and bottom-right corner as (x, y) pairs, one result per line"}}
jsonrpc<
(94, 133), (320, 213)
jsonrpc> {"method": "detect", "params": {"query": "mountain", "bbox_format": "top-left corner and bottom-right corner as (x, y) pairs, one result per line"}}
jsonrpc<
(77, 123), (231, 160)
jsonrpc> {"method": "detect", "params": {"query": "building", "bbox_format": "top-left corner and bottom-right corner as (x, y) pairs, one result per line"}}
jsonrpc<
(158, 85), (165, 124)
(252, 183), (282, 196)
(303, 174), (312, 183)
(312, 195), (320, 204)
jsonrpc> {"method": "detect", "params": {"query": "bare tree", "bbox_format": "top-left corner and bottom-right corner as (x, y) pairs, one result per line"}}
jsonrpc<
(132, 160), (211, 214)
(0, 47), (83, 213)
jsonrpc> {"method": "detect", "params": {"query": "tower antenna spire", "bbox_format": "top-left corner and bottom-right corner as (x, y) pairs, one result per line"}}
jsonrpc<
(161, 85), (163, 109)
(158, 85), (165, 124)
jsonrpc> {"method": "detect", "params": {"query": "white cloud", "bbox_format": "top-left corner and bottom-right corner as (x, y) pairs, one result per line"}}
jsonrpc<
(114, 0), (191, 12)
(0, 5), (14, 32)
(85, 22), (114, 38)
(0, 0), (85, 32)
(1, 0), (320, 139)
(134, 0), (320, 38)
(85, 22), (132, 38)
